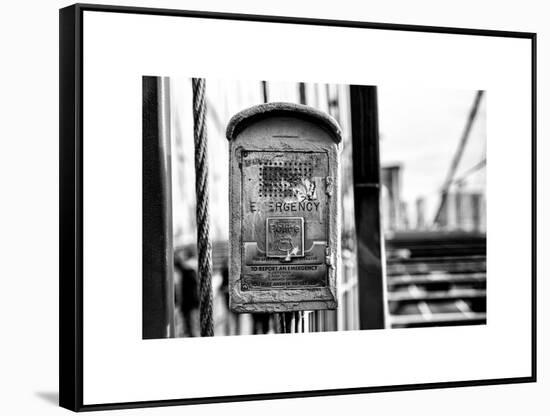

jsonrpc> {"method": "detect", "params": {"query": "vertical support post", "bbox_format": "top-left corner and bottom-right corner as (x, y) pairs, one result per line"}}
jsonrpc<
(279, 312), (292, 334)
(349, 85), (387, 329)
(261, 81), (269, 103)
(192, 78), (214, 337)
(142, 76), (175, 339)
(298, 82), (307, 105)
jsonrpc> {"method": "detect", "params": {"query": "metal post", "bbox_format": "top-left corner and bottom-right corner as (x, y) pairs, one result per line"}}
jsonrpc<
(350, 85), (387, 330)
(142, 76), (175, 339)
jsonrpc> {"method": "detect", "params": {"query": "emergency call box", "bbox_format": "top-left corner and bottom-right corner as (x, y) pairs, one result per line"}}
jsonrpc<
(226, 102), (341, 313)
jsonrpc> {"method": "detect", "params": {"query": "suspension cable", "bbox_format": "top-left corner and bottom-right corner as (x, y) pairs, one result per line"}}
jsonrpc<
(192, 78), (214, 337)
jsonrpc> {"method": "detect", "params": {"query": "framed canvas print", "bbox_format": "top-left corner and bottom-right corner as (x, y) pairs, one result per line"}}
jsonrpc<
(59, 3), (537, 411)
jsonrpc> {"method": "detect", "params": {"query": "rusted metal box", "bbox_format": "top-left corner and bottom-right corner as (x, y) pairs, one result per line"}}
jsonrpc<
(226, 102), (341, 313)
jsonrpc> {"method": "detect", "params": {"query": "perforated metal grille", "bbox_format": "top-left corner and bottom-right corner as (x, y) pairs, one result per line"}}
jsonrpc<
(259, 161), (312, 198)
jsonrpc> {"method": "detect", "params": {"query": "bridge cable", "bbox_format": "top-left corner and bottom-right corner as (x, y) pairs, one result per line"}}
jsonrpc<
(192, 78), (214, 336)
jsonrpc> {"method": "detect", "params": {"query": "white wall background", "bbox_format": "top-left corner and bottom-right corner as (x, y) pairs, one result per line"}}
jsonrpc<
(0, 0), (546, 415)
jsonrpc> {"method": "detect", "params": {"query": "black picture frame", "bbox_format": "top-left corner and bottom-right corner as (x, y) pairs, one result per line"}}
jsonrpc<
(59, 3), (537, 411)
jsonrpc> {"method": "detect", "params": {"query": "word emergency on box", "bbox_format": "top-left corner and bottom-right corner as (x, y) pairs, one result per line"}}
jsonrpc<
(226, 103), (341, 313)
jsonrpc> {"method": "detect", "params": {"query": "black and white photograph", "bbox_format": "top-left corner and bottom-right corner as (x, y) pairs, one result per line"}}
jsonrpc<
(56, 4), (536, 411)
(143, 76), (487, 339)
